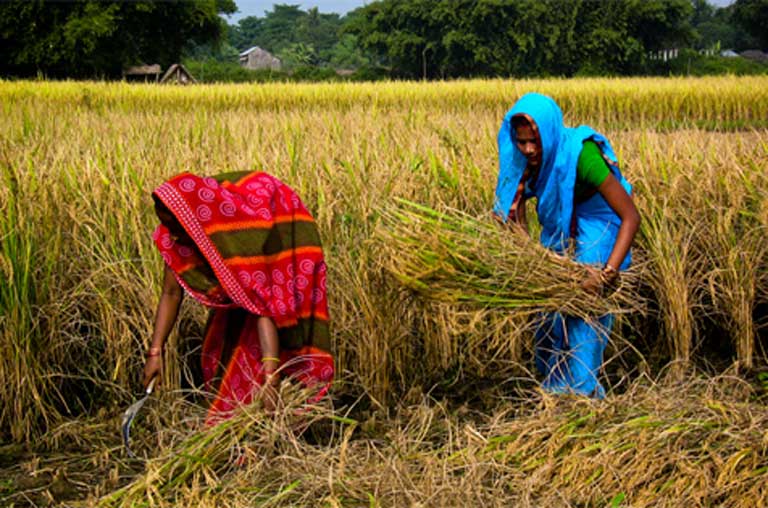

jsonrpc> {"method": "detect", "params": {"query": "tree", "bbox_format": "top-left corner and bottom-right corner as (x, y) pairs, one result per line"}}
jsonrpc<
(624, 0), (694, 52)
(229, 16), (263, 50)
(732, 0), (768, 49)
(327, 34), (370, 68)
(278, 42), (318, 67)
(0, 0), (236, 78)
(347, 0), (695, 78)
(297, 8), (341, 58)
(250, 4), (306, 53)
(227, 4), (350, 67)
(691, 0), (716, 27)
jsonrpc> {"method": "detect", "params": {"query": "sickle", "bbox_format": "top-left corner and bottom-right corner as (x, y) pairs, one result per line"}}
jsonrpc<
(121, 377), (156, 459)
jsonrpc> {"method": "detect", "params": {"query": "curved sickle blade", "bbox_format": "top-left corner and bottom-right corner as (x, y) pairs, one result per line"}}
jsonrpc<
(121, 378), (156, 459)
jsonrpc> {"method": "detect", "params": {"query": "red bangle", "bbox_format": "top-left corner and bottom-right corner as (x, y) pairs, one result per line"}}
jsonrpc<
(147, 347), (163, 357)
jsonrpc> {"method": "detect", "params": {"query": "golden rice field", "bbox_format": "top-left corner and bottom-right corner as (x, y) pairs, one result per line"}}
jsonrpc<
(0, 77), (767, 506)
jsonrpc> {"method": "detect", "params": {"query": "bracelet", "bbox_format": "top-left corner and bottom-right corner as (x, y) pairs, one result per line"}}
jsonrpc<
(261, 356), (280, 364)
(147, 347), (163, 357)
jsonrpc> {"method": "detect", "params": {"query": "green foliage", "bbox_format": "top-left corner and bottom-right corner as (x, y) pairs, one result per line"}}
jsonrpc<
(759, 372), (768, 395)
(183, 59), (285, 83)
(184, 41), (240, 63)
(347, 0), (695, 78)
(226, 4), (373, 71)
(327, 34), (371, 69)
(183, 59), (356, 83)
(0, 0), (762, 80)
(247, 4), (306, 53)
(347, 65), (390, 81)
(658, 49), (768, 76)
(298, 7), (342, 61)
(0, 0), (236, 78)
(278, 42), (319, 68)
(290, 65), (341, 81)
(733, 0), (768, 49)
(692, 1), (761, 51)
(627, 0), (695, 51)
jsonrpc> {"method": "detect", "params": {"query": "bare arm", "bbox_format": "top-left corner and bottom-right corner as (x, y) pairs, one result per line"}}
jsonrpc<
(257, 316), (280, 367)
(581, 173), (640, 293)
(257, 316), (280, 411)
(142, 264), (184, 388)
(598, 173), (640, 271)
(510, 193), (529, 234)
(494, 180), (529, 235)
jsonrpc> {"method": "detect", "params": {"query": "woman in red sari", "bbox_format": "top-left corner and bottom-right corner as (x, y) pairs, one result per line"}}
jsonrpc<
(142, 171), (333, 424)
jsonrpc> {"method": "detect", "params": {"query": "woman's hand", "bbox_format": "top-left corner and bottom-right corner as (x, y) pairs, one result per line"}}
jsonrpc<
(142, 355), (162, 389)
(581, 265), (620, 295)
(581, 266), (604, 294)
(260, 369), (280, 413)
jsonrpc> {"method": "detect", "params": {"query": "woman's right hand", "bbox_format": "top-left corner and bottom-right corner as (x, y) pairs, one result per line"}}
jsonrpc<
(142, 356), (162, 389)
(260, 370), (280, 413)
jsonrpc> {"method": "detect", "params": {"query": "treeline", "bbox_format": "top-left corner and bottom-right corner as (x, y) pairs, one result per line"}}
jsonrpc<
(227, 5), (369, 69)
(185, 3), (377, 81)
(1, 0), (766, 80)
(344, 0), (765, 78)
(0, 0), (237, 79)
(205, 0), (767, 80)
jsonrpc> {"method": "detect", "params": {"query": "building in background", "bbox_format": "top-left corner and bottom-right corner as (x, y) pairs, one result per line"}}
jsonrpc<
(239, 46), (281, 70)
(161, 64), (196, 84)
(123, 64), (162, 82)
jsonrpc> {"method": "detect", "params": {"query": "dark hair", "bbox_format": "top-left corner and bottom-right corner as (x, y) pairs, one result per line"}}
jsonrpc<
(153, 196), (184, 235)
(153, 195), (169, 216)
(511, 114), (531, 130)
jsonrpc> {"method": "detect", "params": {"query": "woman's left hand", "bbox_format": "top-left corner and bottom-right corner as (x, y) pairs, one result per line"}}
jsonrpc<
(581, 266), (603, 295)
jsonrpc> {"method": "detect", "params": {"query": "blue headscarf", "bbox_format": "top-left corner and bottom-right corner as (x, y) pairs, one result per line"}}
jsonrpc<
(493, 93), (630, 253)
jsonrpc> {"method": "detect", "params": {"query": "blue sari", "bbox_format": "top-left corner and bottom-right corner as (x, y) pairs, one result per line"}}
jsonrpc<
(493, 93), (632, 398)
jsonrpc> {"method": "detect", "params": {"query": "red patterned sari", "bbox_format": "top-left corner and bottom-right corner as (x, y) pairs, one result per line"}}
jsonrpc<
(152, 171), (333, 424)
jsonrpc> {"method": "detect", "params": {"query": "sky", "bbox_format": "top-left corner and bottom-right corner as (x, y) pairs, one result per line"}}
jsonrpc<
(224, 0), (368, 22)
(224, 0), (736, 23)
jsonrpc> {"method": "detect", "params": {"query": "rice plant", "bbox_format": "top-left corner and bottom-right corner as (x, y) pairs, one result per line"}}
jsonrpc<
(0, 77), (767, 507)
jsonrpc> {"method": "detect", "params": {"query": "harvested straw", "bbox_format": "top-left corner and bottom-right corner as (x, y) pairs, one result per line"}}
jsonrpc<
(85, 375), (767, 508)
(378, 199), (644, 320)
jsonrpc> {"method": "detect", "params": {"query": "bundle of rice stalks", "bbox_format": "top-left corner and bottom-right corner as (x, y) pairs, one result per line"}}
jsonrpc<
(377, 199), (644, 320)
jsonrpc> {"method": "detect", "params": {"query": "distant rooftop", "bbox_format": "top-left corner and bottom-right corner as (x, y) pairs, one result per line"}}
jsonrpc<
(239, 46), (266, 57)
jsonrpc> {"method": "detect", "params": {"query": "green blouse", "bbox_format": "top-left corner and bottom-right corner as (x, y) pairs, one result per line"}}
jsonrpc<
(575, 140), (611, 201)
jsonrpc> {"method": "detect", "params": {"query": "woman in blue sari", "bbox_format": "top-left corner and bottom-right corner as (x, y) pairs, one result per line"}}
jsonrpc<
(494, 93), (640, 398)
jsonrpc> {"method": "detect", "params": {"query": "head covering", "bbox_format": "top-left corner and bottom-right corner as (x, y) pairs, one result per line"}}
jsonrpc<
(493, 93), (630, 253)
(152, 171), (333, 423)
(152, 171), (330, 352)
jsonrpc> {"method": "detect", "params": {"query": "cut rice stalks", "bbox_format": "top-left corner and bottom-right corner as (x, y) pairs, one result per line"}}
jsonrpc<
(377, 199), (645, 321)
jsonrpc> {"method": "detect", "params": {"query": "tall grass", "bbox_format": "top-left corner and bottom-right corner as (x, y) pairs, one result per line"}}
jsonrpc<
(2, 77), (767, 129)
(627, 130), (768, 372)
(0, 133), (69, 440)
(0, 79), (766, 446)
